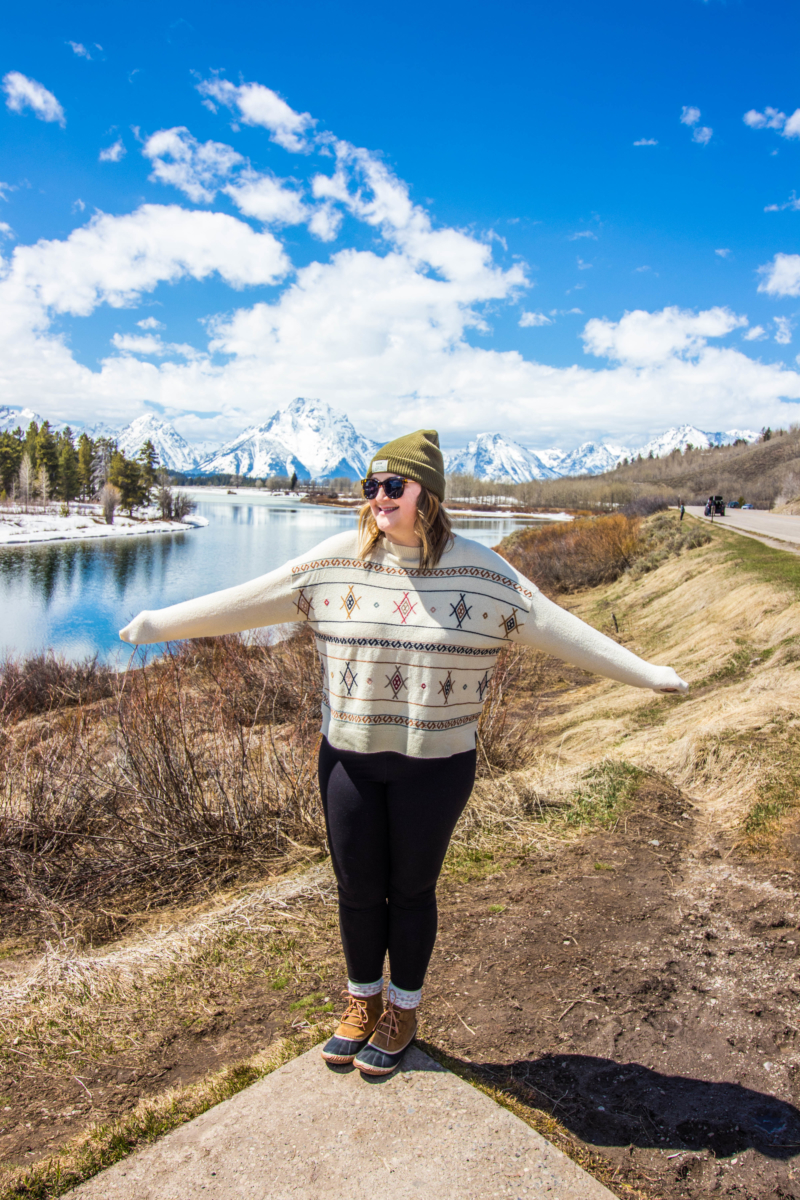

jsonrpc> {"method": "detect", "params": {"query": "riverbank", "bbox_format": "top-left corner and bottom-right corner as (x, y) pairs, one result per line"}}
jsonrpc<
(0, 504), (208, 546)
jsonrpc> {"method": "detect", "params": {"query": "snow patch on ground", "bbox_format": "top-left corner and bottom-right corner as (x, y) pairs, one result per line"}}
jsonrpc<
(0, 505), (207, 546)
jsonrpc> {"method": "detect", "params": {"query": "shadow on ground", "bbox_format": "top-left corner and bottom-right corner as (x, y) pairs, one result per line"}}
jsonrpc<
(465, 1053), (800, 1159)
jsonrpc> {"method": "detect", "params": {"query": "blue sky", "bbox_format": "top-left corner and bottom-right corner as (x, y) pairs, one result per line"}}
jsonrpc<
(2, 0), (800, 451)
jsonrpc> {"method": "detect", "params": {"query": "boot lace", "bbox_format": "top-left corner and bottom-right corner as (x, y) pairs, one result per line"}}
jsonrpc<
(373, 1000), (401, 1041)
(340, 991), (369, 1029)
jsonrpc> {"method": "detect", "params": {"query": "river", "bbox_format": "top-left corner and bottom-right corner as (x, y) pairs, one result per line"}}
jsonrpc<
(0, 492), (547, 665)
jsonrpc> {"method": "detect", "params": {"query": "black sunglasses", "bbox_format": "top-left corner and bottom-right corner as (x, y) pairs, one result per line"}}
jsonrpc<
(361, 476), (409, 500)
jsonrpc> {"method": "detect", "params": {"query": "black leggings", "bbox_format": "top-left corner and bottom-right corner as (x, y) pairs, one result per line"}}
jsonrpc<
(318, 737), (476, 992)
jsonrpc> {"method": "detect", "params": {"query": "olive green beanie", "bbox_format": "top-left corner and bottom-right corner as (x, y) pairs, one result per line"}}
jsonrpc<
(367, 429), (445, 501)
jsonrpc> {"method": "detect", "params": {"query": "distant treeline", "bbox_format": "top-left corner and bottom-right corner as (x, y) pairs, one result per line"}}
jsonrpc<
(0, 420), (194, 523)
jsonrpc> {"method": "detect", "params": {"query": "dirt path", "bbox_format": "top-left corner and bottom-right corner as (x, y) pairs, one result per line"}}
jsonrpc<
(423, 777), (800, 1200)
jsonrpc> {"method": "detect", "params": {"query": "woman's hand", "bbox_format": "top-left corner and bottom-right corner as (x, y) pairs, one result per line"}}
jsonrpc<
(652, 666), (688, 694)
(119, 612), (152, 645)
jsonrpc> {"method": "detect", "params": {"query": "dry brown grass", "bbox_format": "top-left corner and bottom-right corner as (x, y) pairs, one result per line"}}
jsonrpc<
(497, 513), (644, 593)
(0, 629), (325, 944)
(528, 517), (800, 846)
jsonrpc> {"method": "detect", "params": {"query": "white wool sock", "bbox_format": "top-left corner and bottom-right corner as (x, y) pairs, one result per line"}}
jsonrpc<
(348, 977), (384, 998)
(387, 982), (421, 1010)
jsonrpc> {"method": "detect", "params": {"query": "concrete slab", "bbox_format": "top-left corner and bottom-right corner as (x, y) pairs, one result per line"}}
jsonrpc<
(68, 1045), (614, 1199)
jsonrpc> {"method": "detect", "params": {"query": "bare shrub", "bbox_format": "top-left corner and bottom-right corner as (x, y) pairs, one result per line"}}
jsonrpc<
(499, 513), (643, 594)
(99, 482), (121, 524)
(0, 652), (114, 724)
(172, 490), (196, 520)
(0, 631), (326, 940)
(477, 645), (540, 776)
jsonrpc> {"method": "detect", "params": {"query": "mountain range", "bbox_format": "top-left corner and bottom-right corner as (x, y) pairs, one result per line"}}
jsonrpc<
(0, 402), (759, 483)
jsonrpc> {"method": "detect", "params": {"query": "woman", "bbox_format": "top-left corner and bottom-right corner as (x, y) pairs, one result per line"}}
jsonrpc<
(120, 429), (687, 1077)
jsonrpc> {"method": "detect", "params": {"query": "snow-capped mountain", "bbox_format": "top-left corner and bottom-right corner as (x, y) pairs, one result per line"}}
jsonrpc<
(638, 425), (759, 458)
(198, 427), (308, 480)
(552, 441), (633, 477)
(198, 398), (379, 480)
(0, 406), (43, 434)
(445, 433), (562, 483)
(115, 415), (202, 473)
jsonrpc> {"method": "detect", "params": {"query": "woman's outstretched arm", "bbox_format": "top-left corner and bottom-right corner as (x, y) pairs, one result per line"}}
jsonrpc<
(518, 588), (688, 693)
(119, 561), (297, 645)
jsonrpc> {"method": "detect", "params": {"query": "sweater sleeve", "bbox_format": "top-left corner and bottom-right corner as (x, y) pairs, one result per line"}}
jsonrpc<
(517, 586), (688, 693)
(118, 558), (298, 645)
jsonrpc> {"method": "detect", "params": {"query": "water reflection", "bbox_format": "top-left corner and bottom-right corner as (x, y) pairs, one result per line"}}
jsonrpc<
(0, 496), (544, 665)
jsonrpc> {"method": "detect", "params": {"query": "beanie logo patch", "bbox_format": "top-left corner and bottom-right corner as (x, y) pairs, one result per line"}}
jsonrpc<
(372, 460), (388, 471)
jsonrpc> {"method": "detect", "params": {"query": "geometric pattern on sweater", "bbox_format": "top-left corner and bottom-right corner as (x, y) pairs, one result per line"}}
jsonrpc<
(323, 701), (482, 733)
(291, 556), (536, 600)
(312, 630), (498, 658)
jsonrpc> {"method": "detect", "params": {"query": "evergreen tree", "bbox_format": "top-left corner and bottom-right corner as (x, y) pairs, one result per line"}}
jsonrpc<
(109, 451), (147, 516)
(58, 429), (80, 504)
(77, 433), (96, 499)
(137, 439), (159, 500)
(0, 430), (24, 494)
(23, 420), (39, 469)
(35, 421), (59, 492)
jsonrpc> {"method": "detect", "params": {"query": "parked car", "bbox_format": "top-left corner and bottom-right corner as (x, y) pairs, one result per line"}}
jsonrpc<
(741, 503), (755, 509)
(727, 500), (740, 508)
(704, 495), (726, 516)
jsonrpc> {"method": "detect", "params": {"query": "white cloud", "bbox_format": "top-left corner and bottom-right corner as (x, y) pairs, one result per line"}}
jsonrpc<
(3, 203), (289, 317)
(519, 311), (552, 327)
(99, 138), (126, 163)
(143, 128), (307, 226)
(744, 325), (767, 341)
(67, 41), (91, 59)
(765, 192), (800, 213)
(634, 265), (651, 272)
(758, 253), (800, 297)
(577, 257), (593, 270)
(224, 170), (307, 226)
(307, 202), (343, 242)
(1, 78), (800, 447)
(582, 306), (747, 366)
(569, 231), (597, 240)
(143, 127), (243, 203)
(196, 77), (315, 152)
(715, 248), (731, 258)
(111, 333), (199, 358)
(0, 222), (14, 238)
(679, 107), (711, 144)
(744, 106), (800, 139)
(775, 316), (794, 345)
(633, 138), (657, 146)
(137, 316), (163, 330)
(744, 107), (786, 130)
(72, 199), (86, 213)
(2, 71), (65, 127)
(112, 333), (167, 356)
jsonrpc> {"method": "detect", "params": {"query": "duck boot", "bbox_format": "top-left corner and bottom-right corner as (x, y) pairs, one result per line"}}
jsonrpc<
(321, 991), (384, 1065)
(353, 1001), (417, 1076)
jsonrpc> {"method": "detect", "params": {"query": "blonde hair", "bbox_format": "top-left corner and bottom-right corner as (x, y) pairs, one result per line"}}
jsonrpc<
(357, 485), (454, 571)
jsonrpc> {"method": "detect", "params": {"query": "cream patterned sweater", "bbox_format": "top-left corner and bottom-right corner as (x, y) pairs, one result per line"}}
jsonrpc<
(119, 530), (686, 758)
